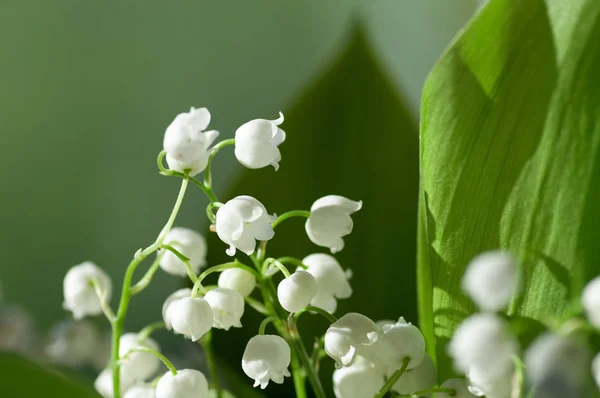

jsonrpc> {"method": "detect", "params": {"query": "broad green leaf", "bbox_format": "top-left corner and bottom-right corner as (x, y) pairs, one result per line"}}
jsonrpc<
(205, 25), (419, 395)
(418, 0), (600, 379)
(0, 353), (100, 397)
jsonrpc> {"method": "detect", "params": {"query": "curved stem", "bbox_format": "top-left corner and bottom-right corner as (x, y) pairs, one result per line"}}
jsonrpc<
(374, 358), (410, 398)
(205, 202), (223, 223)
(125, 347), (177, 375)
(245, 296), (269, 315)
(138, 321), (166, 341)
(91, 278), (115, 323)
(189, 176), (218, 203)
(131, 252), (165, 294)
(277, 256), (308, 269)
(258, 317), (279, 335)
(159, 244), (198, 283)
(157, 176), (189, 243)
(295, 306), (338, 324)
(272, 210), (311, 229)
(204, 139), (235, 188)
(191, 261), (258, 297)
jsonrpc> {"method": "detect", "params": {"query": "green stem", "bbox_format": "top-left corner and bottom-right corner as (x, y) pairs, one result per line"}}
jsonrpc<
(125, 347), (177, 375)
(200, 331), (222, 398)
(271, 210), (311, 229)
(159, 243), (198, 283)
(156, 176), (189, 242)
(374, 358), (410, 398)
(291, 350), (307, 398)
(204, 139), (235, 189)
(277, 256), (308, 269)
(287, 319), (326, 398)
(191, 261), (258, 297)
(397, 388), (456, 397)
(296, 306), (338, 323)
(130, 253), (165, 294)
(138, 321), (166, 341)
(245, 296), (269, 315)
(258, 317), (279, 335)
(90, 278), (115, 322)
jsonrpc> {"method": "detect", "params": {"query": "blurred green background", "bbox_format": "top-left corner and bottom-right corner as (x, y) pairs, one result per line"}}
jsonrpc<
(0, 0), (480, 395)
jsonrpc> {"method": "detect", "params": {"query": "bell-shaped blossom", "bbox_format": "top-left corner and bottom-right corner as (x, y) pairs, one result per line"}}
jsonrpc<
(160, 227), (207, 277)
(0, 305), (34, 354)
(218, 268), (256, 297)
(303, 254), (352, 314)
(325, 313), (381, 367)
(333, 356), (385, 398)
(95, 368), (135, 398)
(448, 314), (518, 379)
(374, 317), (425, 370)
(235, 113), (285, 170)
(119, 333), (161, 381)
(305, 196), (362, 253)
(242, 335), (291, 389)
(466, 365), (513, 398)
(63, 262), (112, 320)
(390, 354), (435, 394)
(162, 288), (192, 331)
(438, 379), (477, 398)
(170, 297), (213, 341)
(215, 196), (276, 256)
(582, 276), (600, 328)
(593, 352), (600, 389)
(525, 333), (590, 396)
(462, 251), (519, 311)
(163, 107), (219, 176)
(45, 320), (101, 367)
(204, 288), (244, 330)
(156, 369), (209, 398)
(277, 271), (317, 313)
(124, 384), (156, 398)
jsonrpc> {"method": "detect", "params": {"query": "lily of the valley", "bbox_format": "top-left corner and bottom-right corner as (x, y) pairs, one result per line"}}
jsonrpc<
(161, 288), (192, 331)
(218, 268), (256, 297)
(119, 333), (162, 382)
(203, 287), (245, 330)
(305, 195), (362, 253)
(156, 369), (209, 398)
(63, 262), (112, 320)
(303, 253), (352, 314)
(324, 313), (380, 367)
(160, 227), (207, 277)
(242, 335), (291, 389)
(277, 270), (317, 313)
(235, 112), (286, 170)
(170, 297), (214, 341)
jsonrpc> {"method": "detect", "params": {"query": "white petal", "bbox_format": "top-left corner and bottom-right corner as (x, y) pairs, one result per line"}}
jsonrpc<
(228, 196), (265, 222)
(311, 195), (362, 213)
(186, 107), (211, 131)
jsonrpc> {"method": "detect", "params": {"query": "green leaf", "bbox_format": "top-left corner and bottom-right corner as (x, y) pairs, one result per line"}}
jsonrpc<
(205, 24), (419, 395)
(0, 353), (100, 397)
(418, 0), (600, 379)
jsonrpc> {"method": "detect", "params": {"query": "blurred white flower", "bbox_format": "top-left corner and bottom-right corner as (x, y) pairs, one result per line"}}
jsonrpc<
(375, 317), (425, 370)
(390, 353), (435, 394)
(333, 356), (385, 398)
(438, 378), (477, 398)
(204, 288), (244, 330)
(45, 320), (101, 367)
(170, 297), (213, 341)
(63, 262), (112, 320)
(217, 268), (256, 297)
(163, 107), (219, 176)
(277, 271), (317, 313)
(124, 384), (156, 398)
(466, 365), (513, 398)
(95, 368), (135, 398)
(242, 335), (291, 389)
(462, 251), (519, 311)
(156, 369), (209, 398)
(305, 195), (362, 253)
(162, 288), (192, 331)
(235, 112), (285, 170)
(593, 352), (600, 389)
(0, 305), (35, 355)
(324, 313), (380, 367)
(119, 333), (161, 381)
(302, 253), (352, 314)
(582, 276), (600, 328)
(215, 196), (276, 256)
(160, 227), (207, 277)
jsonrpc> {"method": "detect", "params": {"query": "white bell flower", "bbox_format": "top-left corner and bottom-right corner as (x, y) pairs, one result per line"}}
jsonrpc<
(466, 365), (513, 398)
(390, 354), (435, 394)
(162, 288), (192, 331)
(0, 305), (34, 354)
(215, 196), (276, 256)
(438, 379), (477, 398)
(582, 276), (600, 327)
(45, 320), (101, 367)
(305, 195), (362, 253)
(204, 288), (245, 330)
(160, 227), (207, 277)
(593, 352), (600, 389)
(462, 251), (519, 311)
(95, 368), (135, 398)
(302, 254), (352, 314)
(242, 334), (291, 389)
(448, 313), (518, 380)
(163, 107), (219, 176)
(63, 262), (112, 320)
(374, 317), (425, 370)
(217, 268), (256, 297)
(277, 271), (317, 313)
(124, 384), (156, 398)
(156, 369), (209, 398)
(324, 313), (381, 367)
(333, 356), (386, 398)
(170, 297), (213, 341)
(119, 333), (161, 381)
(234, 113), (286, 170)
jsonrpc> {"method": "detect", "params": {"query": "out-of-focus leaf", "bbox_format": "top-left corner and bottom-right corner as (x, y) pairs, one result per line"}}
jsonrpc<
(205, 25), (419, 395)
(418, 0), (600, 380)
(0, 353), (100, 397)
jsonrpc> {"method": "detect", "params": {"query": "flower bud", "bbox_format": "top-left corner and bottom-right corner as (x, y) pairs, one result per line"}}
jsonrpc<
(163, 107), (219, 176)
(204, 288), (244, 330)
(242, 335), (291, 389)
(45, 320), (101, 367)
(160, 227), (207, 277)
(235, 113), (286, 170)
(390, 354), (435, 394)
(333, 356), (385, 398)
(325, 313), (381, 367)
(95, 368), (135, 398)
(305, 195), (362, 253)
(303, 254), (352, 314)
(124, 384), (156, 398)
(156, 369), (209, 398)
(170, 297), (213, 341)
(215, 196), (275, 256)
(162, 288), (192, 331)
(462, 251), (519, 311)
(119, 333), (161, 381)
(375, 317), (425, 370)
(217, 268), (256, 297)
(63, 262), (112, 320)
(582, 276), (600, 328)
(438, 378), (477, 398)
(277, 271), (317, 313)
